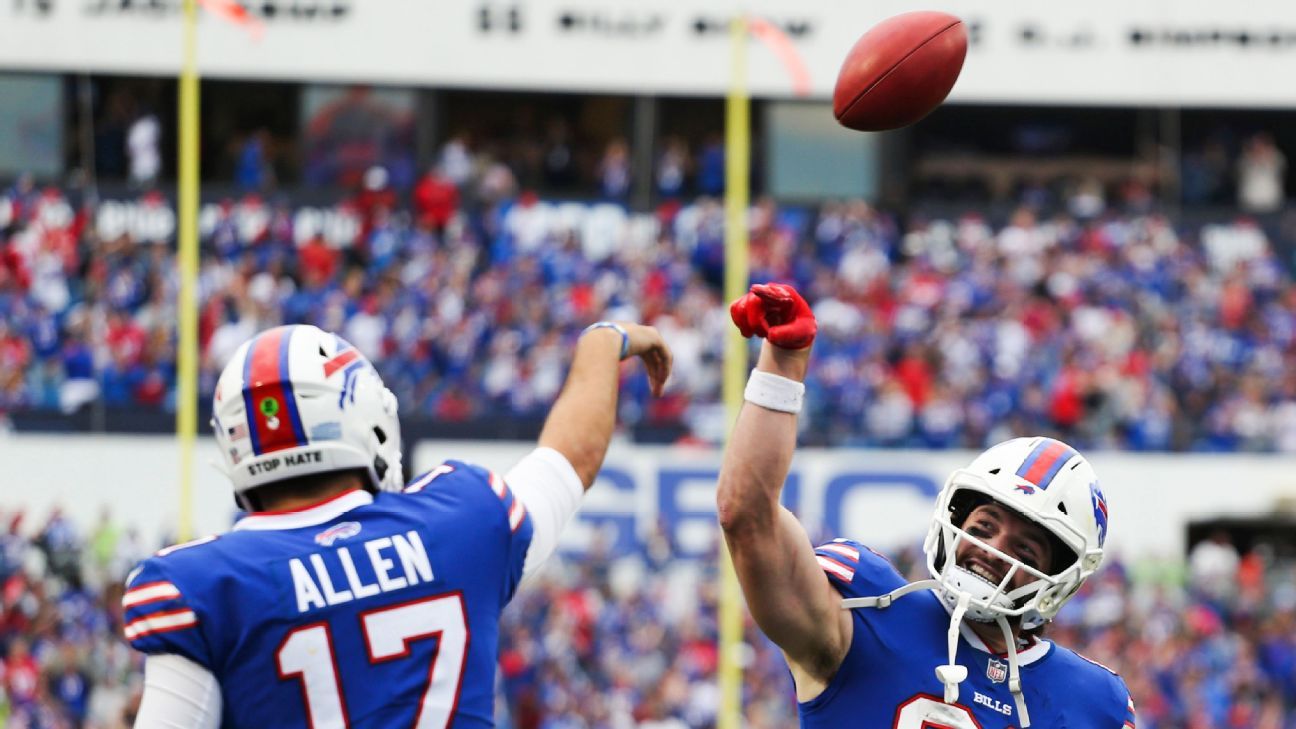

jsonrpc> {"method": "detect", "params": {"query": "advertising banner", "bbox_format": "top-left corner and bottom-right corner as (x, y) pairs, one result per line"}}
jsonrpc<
(4, 1), (1296, 106)
(4, 434), (1295, 561)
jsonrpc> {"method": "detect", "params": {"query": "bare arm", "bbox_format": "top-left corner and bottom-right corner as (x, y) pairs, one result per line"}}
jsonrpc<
(537, 323), (671, 489)
(716, 341), (852, 695)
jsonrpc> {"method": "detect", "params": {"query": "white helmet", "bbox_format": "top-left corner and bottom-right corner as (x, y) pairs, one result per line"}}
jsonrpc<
(923, 436), (1107, 630)
(212, 325), (403, 508)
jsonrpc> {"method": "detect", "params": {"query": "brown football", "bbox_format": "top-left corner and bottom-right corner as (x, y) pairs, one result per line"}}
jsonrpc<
(833, 11), (968, 132)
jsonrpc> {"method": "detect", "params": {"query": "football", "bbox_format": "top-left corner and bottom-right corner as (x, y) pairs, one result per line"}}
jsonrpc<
(832, 11), (968, 132)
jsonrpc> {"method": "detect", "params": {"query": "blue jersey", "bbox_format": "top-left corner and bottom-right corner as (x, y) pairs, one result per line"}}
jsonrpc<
(122, 461), (533, 728)
(804, 539), (1136, 729)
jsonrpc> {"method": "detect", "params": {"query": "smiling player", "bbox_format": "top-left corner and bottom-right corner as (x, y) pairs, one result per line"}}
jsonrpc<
(717, 282), (1134, 728)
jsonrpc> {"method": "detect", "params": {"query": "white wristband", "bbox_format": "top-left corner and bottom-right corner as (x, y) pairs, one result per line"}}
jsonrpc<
(744, 370), (805, 414)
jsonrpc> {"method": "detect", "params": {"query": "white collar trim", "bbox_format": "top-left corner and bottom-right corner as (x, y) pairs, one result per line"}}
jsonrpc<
(935, 595), (1053, 666)
(233, 491), (373, 531)
(957, 619), (1052, 665)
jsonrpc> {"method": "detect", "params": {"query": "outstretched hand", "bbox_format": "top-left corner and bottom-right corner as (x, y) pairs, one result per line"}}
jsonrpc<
(729, 283), (817, 350)
(620, 323), (673, 397)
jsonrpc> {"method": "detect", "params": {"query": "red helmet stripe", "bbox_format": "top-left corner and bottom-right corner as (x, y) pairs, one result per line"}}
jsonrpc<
(1016, 438), (1076, 489)
(242, 327), (308, 456)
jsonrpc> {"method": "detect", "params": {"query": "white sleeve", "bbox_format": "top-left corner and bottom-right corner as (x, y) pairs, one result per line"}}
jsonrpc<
(134, 654), (222, 729)
(506, 446), (586, 579)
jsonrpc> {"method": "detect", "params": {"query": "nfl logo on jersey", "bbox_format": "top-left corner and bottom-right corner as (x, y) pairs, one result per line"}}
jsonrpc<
(986, 658), (1008, 683)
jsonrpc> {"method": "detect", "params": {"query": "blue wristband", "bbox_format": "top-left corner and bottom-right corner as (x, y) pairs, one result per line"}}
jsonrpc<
(582, 321), (630, 360)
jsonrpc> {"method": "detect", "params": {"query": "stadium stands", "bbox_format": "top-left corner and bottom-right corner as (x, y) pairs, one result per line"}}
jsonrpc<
(3, 181), (1296, 452)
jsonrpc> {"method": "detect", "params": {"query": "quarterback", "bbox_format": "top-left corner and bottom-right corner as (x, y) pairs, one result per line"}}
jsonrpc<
(717, 283), (1134, 728)
(124, 321), (670, 727)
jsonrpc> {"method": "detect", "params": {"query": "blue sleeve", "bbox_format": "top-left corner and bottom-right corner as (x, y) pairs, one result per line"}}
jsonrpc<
(121, 557), (214, 670)
(1092, 659), (1136, 728)
(1054, 647), (1136, 727)
(405, 460), (534, 604)
(813, 538), (907, 599)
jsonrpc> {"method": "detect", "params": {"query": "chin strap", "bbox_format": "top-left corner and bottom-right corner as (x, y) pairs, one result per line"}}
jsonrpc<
(995, 615), (1031, 727)
(839, 579), (942, 611)
(841, 580), (1032, 727)
(936, 592), (971, 703)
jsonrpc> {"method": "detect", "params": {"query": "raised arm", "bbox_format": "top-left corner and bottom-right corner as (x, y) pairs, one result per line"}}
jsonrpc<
(537, 322), (671, 488)
(506, 322), (671, 580)
(716, 284), (852, 698)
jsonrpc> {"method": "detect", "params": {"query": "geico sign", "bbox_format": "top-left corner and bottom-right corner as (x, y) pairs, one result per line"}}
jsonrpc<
(565, 464), (940, 558)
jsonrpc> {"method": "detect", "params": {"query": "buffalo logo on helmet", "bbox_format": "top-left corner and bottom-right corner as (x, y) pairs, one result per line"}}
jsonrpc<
(1089, 481), (1108, 547)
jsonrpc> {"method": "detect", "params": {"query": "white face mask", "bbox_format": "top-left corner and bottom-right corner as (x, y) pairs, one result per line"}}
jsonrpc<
(928, 511), (1066, 627)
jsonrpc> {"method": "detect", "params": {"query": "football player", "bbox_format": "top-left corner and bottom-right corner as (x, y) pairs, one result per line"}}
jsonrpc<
(717, 283), (1134, 728)
(124, 321), (670, 727)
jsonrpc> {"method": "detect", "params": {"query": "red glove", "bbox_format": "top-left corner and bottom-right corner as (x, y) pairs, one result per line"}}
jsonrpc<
(729, 282), (817, 350)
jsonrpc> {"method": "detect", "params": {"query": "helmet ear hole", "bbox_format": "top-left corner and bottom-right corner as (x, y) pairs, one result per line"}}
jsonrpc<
(374, 426), (387, 445)
(1057, 502), (1068, 515)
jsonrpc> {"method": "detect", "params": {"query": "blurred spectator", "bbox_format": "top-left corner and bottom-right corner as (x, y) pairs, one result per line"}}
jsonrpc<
(126, 112), (160, 189)
(413, 165), (460, 231)
(1182, 139), (1229, 205)
(1238, 133), (1287, 213)
(1189, 530), (1241, 608)
(438, 132), (477, 189)
(542, 119), (577, 190)
(695, 136), (725, 197)
(656, 137), (689, 199)
(234, 130), (273, 192)
(598, 138), (632, 201)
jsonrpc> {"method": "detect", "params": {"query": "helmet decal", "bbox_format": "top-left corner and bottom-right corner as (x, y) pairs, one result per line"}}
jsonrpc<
(241, 326), (308, 455)
(213, 325), (405, 498)
(1013, 438), (1078, 491)
(1090, 481), (1108, 548)
(338, 361), (367, 408)
(322, 345), (360, 377)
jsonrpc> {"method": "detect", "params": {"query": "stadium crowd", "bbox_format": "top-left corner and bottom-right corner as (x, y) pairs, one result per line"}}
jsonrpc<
(3, 171), (1296, 452)
(1, 508), (1295, 728)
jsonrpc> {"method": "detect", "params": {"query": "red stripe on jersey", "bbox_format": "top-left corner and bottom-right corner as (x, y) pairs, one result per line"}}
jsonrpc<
(322, 348), (360, 377)
(245, 328), (299, 454)
(816, 555), (854, 582)
(1020, 439), (1069, 486)
(508, 499), (526, 532)
(819, 543), (860, 562)
(124, 608), (198, 640)
(123, 581), (181, 608)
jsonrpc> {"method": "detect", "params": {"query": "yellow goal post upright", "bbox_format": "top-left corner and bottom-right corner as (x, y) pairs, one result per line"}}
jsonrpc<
(718, 13), (752, 729)
(175, 0), (260, 542)
(176, 0), (201, 543)
(719, 13), (811, 728)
